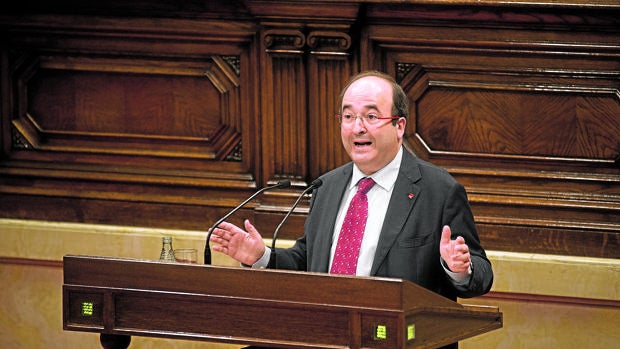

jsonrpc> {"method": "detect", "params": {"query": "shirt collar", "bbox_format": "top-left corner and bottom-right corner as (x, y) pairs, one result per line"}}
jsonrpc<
(350, 147), (403, 191)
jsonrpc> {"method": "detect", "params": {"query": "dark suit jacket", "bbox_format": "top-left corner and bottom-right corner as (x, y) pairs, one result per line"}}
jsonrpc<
(270, 148), (493, 301)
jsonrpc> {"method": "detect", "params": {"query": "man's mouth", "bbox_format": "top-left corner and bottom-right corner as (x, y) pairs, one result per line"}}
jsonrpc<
(354, 141), (372, 147)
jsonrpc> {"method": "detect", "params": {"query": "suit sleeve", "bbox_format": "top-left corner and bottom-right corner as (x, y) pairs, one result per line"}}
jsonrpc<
(443, 181), (494, 298)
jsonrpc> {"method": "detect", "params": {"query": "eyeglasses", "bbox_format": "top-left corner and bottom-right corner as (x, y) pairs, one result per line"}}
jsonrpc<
(336, 113), (401, 126)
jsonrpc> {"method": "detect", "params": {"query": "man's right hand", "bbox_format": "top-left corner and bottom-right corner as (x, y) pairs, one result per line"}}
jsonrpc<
(210, 219), (266, 266)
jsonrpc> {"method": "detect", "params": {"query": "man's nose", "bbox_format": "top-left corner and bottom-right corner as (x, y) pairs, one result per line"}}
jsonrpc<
(352, 115), (367, 132)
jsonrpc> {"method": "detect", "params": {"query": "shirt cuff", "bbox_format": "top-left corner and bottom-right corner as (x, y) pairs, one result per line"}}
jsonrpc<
(241, 246), (271, 269)
(441, 257), (473, 285)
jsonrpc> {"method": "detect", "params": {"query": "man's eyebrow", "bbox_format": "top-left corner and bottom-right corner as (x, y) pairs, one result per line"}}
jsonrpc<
(341, 104), (379, 111)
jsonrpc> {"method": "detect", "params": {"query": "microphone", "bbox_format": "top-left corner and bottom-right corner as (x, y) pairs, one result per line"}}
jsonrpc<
(204, 179), (291, 265)
(271, 179), (323, 258)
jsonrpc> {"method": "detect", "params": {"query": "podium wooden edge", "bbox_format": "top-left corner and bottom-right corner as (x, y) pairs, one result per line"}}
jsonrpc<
(62, 255), (502, 349)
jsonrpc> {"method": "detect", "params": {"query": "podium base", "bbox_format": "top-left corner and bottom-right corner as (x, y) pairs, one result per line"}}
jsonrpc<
(100, 334), (131, 349)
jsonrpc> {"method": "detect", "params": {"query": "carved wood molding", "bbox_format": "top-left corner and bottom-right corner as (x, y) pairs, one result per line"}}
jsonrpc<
(398, 60), (620, 167)
(264, 29), (305, 54)
(307, 31), (351, 55)
(260, 27), (353, 185)
(10, 125), (32, 150)
(8, 51), (245, 161)
(264, 29), (352, 56)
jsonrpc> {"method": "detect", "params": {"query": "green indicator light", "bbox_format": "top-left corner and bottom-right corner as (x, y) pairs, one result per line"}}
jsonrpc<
(407, 324), (415, 340)
(81, 302), (94, 316)
(374, 325), (387, 340)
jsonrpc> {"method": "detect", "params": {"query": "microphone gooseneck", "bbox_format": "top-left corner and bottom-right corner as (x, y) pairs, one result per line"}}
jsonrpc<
(204, 179), (291, 265)
(271, 179), (323, 254)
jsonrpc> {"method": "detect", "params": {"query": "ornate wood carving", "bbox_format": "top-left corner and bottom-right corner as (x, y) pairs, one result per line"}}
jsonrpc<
(306, 31), (354, 179)
(11, 125), (31, 149)
(260, 27), (355, 186)
(307, 31), (351, 55)
(264, 29), (305, 54)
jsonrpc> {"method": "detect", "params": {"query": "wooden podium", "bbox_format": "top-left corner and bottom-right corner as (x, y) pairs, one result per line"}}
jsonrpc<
(63, 255), (502, 349)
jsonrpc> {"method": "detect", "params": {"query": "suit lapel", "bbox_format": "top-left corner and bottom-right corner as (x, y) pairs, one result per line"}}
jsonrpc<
(311, 164), (352, 273)
(370, 151), (422, 275)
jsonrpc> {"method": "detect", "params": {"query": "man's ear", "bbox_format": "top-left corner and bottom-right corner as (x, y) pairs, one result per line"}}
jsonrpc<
(396, 117), (407, 133)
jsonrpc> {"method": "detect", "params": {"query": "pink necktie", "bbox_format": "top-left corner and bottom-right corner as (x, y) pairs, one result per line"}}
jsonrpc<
(330, 177), (375, 275)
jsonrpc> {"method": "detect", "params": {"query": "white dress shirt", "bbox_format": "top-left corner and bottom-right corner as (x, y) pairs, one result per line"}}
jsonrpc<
(327, 147), (402, 276)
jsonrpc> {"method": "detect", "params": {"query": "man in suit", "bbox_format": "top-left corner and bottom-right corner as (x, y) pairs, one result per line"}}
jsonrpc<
(210, 70), (494, 348)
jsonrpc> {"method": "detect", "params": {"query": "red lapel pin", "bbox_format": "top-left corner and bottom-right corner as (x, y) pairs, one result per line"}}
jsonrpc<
(408, 193), (414, 199)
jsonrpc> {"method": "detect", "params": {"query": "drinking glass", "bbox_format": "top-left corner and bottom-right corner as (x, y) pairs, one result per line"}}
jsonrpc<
(174, 248), (197, 264)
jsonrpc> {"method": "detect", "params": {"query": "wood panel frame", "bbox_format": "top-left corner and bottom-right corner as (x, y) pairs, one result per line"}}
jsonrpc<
(0, 10), (262, 230)
(361, 2), (619, 258)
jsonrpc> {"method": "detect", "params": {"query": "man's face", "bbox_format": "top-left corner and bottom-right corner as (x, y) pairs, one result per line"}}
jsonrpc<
(340, 76), (406, 175)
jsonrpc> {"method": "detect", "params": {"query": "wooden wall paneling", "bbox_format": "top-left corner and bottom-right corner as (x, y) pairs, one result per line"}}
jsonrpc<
(253, 27), (308, 236)
(0, 1), (618, 258)
(306, 28), (356, 181)
(0, 48), (9, 156)
(1, 0), (254, 19)
(252, 0), (360, 186)
(259, 28), (308, 187)
(0, 13), (262, 230)
(248, 0), (362, 237)
(265, 26), (358, 239)
(362, 3), (620, 258)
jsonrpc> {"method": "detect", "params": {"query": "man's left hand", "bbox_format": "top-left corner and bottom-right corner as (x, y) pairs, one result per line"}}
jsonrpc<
(439, 225), (471, 274)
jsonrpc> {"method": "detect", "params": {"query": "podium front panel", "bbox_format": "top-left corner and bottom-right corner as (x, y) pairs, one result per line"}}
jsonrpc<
(63, 255), (502, 349)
